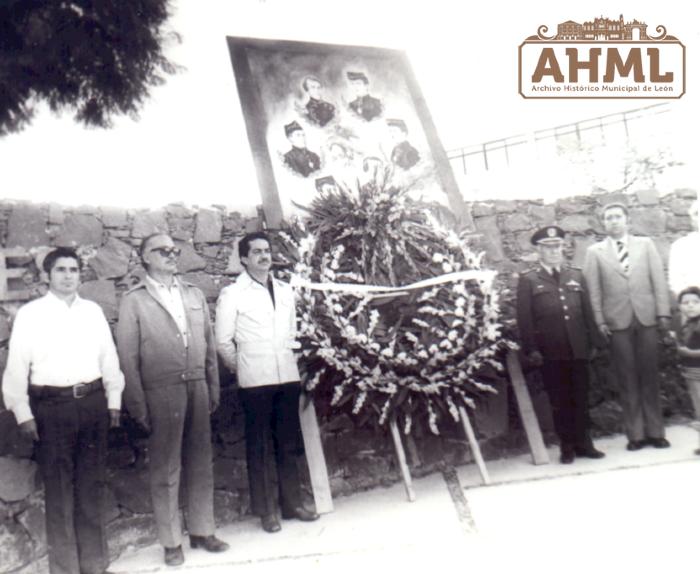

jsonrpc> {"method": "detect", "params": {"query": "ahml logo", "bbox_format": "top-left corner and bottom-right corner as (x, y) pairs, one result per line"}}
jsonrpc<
(519, 15), (685, 99)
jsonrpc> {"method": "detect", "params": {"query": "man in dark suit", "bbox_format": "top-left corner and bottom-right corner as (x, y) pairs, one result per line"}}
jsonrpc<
(387, 118), (420, 170)
(283, 120), (321, 178)
(517, 226), (605, 464)
(583, 203), (671, 451)
(302, 76), (335, 127)
(347, 71), (382, 122)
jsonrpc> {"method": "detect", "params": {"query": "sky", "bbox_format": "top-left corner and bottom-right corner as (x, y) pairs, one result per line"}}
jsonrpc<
(1, 0), (697, 214)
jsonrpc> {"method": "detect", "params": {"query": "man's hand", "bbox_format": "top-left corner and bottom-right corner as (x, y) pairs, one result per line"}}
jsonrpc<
(209, 396), (220, 414)
(109, 409), (121, 429)
(527, 351), (544, 368)
(657, 317), (672, 333)
(19, 420), (39, 442)
(135, 416), (152, 437)
(599, 324), (612, 340)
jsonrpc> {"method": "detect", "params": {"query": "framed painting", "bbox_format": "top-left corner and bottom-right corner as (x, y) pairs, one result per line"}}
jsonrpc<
(226, 37), (469, 228)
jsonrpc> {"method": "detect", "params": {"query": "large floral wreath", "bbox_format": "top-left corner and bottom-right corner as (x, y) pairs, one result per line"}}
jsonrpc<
(275, 176), (515, 435)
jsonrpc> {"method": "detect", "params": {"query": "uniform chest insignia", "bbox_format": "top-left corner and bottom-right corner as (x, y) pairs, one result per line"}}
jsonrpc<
(566, 279), (581, 288)
(535, 284), (546, 290)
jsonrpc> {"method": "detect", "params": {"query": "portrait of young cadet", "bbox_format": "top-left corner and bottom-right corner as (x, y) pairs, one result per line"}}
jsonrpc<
(668, 199), (700, 298)
(583, 203), (672, 452)
(282, 120), (321, 178)
(386, 118), (420, 170)
(346, 70), (383, 122)
(215, 231), (320, 534)
(116, 233), (229, 567)
(516, 226), (605, 464)
(302, 75), (336, 128)
(2, 247), (125, 574)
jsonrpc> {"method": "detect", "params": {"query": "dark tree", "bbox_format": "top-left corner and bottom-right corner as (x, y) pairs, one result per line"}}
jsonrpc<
(0, 0), (180, 136)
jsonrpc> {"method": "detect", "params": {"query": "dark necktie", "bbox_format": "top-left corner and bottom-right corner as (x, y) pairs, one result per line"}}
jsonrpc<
(616, 240), (629, 273)
(552, 268), (560, 283)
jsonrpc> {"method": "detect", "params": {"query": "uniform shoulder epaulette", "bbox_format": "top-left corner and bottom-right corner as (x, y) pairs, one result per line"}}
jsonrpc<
(565, 264), (582, 270)
(520, 267), (539, 276)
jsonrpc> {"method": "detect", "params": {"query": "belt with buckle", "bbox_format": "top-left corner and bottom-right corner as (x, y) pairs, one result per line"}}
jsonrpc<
(29, 379), (103, 400)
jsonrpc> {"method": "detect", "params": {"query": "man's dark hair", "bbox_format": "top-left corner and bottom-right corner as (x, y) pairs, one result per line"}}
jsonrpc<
(601, 202), (629, 219)
(678, 286), (700, 303)
(43, 247), (81, 274)
(239, 231), (270, 260)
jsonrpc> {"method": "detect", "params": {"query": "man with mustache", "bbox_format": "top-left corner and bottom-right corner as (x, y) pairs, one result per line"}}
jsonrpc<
(215, 231), (319, 533)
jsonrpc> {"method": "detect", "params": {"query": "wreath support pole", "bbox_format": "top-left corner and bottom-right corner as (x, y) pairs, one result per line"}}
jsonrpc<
(299, 400), (334, 514)
(389, 418), (416, 502)
(506, 350), (550, 465)
(458, 406), (490, 485)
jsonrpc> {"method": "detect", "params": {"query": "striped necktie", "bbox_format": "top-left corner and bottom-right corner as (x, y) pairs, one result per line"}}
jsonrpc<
(616, 240), (629, 273)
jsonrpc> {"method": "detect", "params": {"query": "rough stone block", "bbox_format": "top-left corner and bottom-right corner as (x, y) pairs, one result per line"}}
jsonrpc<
(666, 215), (693, 233)
(558, 213), (595, 234)
(131, 211), (168, 239)
(100, 207), (128, 228)
(530, 205), (556, 223)
(48, 204), (64, 225)
(0, 411), (34, 459)
(7, 205), (50, 248)
(0, 457), (38, 502)
(17, 496), (46, 555)
(629, 208), (667, 236)
(0, 312), (10, 344)
(502, 213), (532, 233)
(223, 212), (245, 234)
(194, 209), (223, 244)
(170, 217), (194, 241)
(165, 204), (193, 218)
(471, 203), (494, 217)
(54, 214), (104, 247)
(107, 515), (158, 560)
(109, 468), (152, 515)
(225, 240), (244, 275)
(181, 272), (219, 301)
(493, 201), (519, 214)
(571, 235), (597, 267)
(636, 188), (660, 206)
(244, 218), (262, 233)
(213, 457), (249, 492)
(174, 242), (206, 273)
(213, 490), (242, 526)
(473, 216), (504, 263)
(668, 198), (694, 216)
(79, 280), (118, 321)
(555, 198), (595, 215)
(89, 238), (132, 280)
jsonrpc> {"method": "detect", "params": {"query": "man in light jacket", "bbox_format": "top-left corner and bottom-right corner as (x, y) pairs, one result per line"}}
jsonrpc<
(116, 233), (228, 567)
(216, 231), (319, 533)
(583, 203), (672, 451)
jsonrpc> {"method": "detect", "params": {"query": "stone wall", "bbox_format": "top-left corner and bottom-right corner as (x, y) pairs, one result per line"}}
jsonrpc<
(0, 188), (696, 572)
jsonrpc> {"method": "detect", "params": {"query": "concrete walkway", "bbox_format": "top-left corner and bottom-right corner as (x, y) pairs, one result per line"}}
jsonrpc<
(111, 423), (700, 574)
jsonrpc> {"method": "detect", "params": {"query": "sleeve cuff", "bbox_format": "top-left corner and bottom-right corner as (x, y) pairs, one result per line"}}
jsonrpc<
(13, 403), (34, 425)
(106, 392), (122, 411)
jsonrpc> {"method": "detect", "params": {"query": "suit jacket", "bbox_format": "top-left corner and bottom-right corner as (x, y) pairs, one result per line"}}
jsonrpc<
(517, 264), (600, 361)
(349, 95), (382, 121)
(583, 235), (670, 331)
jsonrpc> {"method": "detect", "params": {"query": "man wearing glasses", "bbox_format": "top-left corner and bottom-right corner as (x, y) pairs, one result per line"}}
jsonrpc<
(116, 233), (228, 567)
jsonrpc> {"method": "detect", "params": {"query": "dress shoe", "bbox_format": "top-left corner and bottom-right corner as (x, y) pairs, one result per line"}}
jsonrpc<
(261, 514), (281, 533)
(281, 506), (320, 521)
(626, 440), (645, 451)
(164, 545), (184, 567)
(189, 534), (229, 552)
(647, 437), (670, 448)
(559, 450), (575, 464)
(574, 446), (605, 459)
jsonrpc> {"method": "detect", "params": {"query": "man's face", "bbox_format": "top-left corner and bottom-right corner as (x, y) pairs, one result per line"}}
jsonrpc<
(680, 293), (700, 319)
(602, 207), (629, 237)
(351, 79), (368, 97)
(306, 79), (321, 99)
(288, 129), (306, 149)
(242, 238), (272, 276)
(143, 234), (179, 275)
(48, 256), (80, 297)
(537, 242), (564, 267)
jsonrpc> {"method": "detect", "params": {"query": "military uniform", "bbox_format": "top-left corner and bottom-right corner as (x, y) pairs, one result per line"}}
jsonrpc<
(517, 261), (602, 458)
(283, 147), (321, 177)
(306, 97), (335, 127)
(391, 140), (420, 170)
(349, 94), (383, 122)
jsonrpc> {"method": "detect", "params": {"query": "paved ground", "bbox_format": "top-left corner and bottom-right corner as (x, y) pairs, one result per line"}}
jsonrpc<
(111, 423), (700, 574)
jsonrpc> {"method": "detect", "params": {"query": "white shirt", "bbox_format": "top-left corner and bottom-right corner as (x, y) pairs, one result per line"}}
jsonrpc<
(215, 272), (300, 388)
(146, 274), (188, 347)
(2, 292), (125, 424)
(669, 231), (700, 295)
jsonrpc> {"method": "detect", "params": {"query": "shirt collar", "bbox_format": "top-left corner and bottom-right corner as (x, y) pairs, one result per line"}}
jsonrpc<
(146, 273), (179, 291)
(240, 270), (272, 289)
(610, 234), (629, 246)
(540, 263), (560, 275)
(45, 290), (84, 308)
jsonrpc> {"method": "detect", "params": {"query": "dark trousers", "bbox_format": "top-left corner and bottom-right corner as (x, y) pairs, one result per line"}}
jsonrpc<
(541, 359), (593, 452)
(31, 390), (109, 574)
(610, 316), (665, 441)
(238, 383), (304, 517)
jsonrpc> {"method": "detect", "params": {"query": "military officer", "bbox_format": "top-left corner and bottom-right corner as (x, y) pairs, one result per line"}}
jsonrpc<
(387, 119), (420, 170)
(347, 71), (383, 122)
(283, 121), (321, 178)
(302, 76), (335, 127)
(516, 225), (605, 464)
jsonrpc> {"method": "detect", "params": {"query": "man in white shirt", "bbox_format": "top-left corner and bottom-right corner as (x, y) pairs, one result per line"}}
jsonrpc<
(216, 232), (319, 533)
(668, 199), (700, 296)
(116, 233), (228, 567)
(2, 247), (125, 574)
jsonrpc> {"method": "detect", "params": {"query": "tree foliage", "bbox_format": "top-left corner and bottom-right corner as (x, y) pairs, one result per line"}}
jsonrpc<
(0, 0), (179, 135)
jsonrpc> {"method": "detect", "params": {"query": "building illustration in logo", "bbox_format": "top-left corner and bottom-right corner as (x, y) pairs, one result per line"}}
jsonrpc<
(519, 15), (685, 100)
